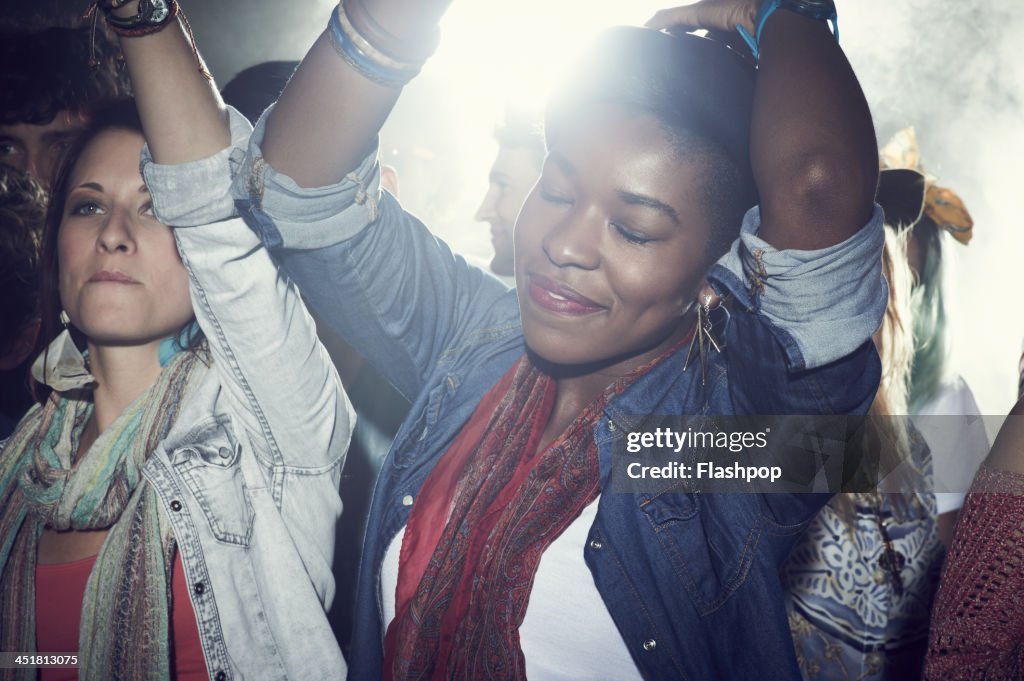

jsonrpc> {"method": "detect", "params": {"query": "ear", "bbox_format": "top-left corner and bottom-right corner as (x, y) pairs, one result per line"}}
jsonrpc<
(677, 280), (720, 317)
(0, 317), (41, 370)
(696, 281), (720, 307)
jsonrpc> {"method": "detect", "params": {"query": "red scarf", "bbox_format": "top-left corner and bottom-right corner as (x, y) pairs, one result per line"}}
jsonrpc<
(384, 342), (687, 681)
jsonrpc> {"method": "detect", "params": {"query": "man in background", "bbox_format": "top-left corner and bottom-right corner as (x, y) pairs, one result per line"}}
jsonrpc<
(474, 112), (545, 282)
(0, 26), (128, 188)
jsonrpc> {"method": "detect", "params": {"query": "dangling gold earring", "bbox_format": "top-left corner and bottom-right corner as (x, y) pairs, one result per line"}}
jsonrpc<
(683, 294), (722, 386)
(30, 310), (95, 391)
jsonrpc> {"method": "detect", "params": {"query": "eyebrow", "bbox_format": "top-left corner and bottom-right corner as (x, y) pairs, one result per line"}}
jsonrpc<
(548, 152), (576, 178)
(617, 190), (680, 225)
(41, 130), (78, 143)
(549, 151), (681, 226)
(72, 182), (149, 193)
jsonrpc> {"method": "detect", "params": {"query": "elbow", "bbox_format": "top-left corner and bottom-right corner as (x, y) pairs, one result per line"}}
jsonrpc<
(785, 151), (878, 225)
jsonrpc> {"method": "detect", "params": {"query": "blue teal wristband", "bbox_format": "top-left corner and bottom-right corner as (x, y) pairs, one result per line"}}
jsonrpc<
(326, 7), (422, 88)
(737, 0), (838, 61)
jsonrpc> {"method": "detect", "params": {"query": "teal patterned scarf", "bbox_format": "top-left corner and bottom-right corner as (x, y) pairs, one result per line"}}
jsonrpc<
(0, 349), (206, 681)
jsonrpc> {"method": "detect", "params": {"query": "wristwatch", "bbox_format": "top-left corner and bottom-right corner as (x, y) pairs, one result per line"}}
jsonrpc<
(737, 0), (839, 61)
(105, 0), (173, 30)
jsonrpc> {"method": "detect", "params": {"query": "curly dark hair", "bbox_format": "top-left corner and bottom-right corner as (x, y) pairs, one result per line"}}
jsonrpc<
(0, 167), (45, 355)
(0, 166), (46, 419)
(0, 26), (130, 126)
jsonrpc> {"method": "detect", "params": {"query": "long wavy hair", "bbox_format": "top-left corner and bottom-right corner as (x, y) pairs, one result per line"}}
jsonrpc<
(831, 226), (915, 520)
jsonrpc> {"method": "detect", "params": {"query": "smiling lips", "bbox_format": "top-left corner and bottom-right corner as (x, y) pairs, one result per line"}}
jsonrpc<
(89, 270), (140, 284)
(527, 273), (606, 316)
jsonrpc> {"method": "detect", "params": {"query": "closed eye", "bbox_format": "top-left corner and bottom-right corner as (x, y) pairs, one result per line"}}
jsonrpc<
(613, 222), (655, 245)
(540, 189), (573, 205)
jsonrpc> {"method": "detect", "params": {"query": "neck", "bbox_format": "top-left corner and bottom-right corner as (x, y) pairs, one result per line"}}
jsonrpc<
(86, 340), (164, 432)
(536, 309), (698, 451)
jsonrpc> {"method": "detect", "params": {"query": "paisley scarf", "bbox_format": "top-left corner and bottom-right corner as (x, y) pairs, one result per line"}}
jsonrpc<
(0, 349), (206, 681)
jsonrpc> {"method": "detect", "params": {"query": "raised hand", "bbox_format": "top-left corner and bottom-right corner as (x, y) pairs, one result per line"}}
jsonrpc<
(646, 0), (760, 35)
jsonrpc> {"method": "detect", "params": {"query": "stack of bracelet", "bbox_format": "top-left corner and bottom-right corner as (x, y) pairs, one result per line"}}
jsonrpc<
(84, 0), (210, 79)
(90, 0), (178, 38)
(327, 0), (441, 88)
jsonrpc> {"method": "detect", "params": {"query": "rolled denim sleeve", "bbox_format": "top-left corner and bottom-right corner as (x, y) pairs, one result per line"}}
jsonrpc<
(140, 105), (252, 227)
(709, 204), (887, 372)
(230, 103), (381, 250)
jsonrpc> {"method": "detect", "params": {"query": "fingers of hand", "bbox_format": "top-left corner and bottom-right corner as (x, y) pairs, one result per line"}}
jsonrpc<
(644, 6), (701, 31)
(645, 1), (756, 34)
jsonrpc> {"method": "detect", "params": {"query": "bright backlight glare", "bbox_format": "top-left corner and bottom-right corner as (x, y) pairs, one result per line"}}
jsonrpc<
(390, 1), (670, 264)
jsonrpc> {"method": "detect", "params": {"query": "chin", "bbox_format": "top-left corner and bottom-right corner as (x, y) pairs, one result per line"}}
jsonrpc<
(520, 317), (602, 367)
(490, 255), (515, 278)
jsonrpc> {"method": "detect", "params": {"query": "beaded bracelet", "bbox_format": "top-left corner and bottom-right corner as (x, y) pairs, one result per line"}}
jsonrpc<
(326, 0), (439, 88)
(737, 0), (838, 61)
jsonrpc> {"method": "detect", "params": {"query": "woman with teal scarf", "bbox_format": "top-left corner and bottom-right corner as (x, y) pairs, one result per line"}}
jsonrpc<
(0, 14), (353, 680)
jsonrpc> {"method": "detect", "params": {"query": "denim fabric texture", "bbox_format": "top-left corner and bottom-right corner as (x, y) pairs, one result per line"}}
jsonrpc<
(138, 109), (353, 680)
(227, 107), (884, 680)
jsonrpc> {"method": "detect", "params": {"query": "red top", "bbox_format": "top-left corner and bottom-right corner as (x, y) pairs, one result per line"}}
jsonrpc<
(36, 552), (207, 681)
(925, 466), (1024, 680)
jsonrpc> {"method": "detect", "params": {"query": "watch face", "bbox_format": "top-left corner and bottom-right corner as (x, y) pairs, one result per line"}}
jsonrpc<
(140, 0), (171, 23)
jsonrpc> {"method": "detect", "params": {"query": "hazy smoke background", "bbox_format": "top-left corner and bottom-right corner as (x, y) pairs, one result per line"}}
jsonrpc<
(3, 0), (1022, 422)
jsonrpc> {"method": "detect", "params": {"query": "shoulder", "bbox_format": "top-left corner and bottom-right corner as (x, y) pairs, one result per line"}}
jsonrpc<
(915, 374), (983, 417)
(981, 398), (1024, 477)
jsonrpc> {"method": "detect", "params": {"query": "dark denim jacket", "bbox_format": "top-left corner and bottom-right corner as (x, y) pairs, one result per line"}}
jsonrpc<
(234, 112), (885, 680)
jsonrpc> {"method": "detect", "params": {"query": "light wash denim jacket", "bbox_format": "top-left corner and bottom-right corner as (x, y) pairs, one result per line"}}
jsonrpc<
(170, 104), (886, 680)
(137, 109), (353, 681)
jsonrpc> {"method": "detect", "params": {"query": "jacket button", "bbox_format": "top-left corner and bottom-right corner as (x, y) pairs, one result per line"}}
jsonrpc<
(218, 446), (232, 460)
(402, 495), (414, 507)
(607, 420), (617, 432)
(214, 671), (227, 681)
(194, 582), (206, 595)
(589, 538), (603, 550)
(170, 500), (182, 512)
(643, 639), (657, 652)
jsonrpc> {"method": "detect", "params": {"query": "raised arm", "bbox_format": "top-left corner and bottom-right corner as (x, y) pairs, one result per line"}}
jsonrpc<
(261, 0), (450, 187)
(924, 401), (1024, 679)
(649, 0), (878, 250)
(107, 0), (229, 163)
(105, 1), (352, 471)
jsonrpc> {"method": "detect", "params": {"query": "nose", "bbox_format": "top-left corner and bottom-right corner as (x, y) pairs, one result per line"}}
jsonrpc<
(96, 209), (137, 254)
(25, 153), (44, 184)
(475, 186), (498, 222)
(541, 206), (600, 270)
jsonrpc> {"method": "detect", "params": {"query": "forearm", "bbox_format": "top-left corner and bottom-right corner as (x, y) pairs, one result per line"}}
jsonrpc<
(261, 0), (447, 188)
(924, 467), (1024, 679)
(113, 1), (229, 163)
(753, 9), (877, 250)
(176, 217), (353, 471)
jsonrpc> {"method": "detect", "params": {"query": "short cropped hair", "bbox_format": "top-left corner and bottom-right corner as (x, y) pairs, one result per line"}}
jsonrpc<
(494, 111), (545, 161)
(546, 27), (758, 260)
